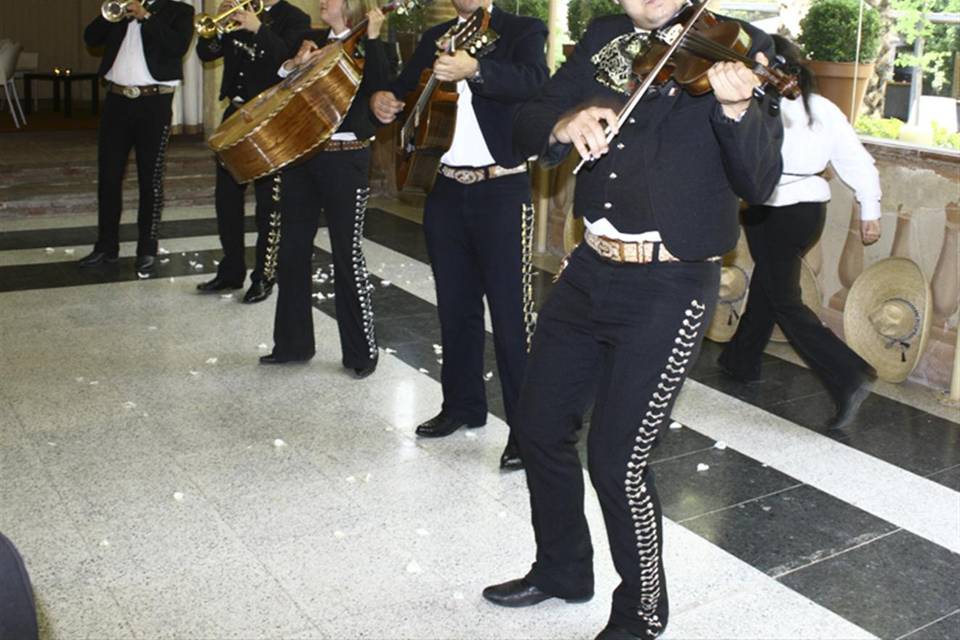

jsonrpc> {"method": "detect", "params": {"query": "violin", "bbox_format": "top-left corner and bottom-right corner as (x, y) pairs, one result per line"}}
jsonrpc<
(573, 0), (799, 174)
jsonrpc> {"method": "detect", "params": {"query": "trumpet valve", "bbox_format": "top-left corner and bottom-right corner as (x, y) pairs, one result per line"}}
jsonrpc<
(194, 13), (219, 39)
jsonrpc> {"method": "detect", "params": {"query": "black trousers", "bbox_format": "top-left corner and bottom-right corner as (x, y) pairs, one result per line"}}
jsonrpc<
(423, 173), (534, 429)
(719, 202), (871, 400)
(94, 92), (173, 257)
(213, 105), (280, 284)
(517, 244), (720, 637)
(272, 148), (377, 368)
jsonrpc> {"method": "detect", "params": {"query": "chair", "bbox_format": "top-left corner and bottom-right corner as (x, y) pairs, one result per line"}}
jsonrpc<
(15, 51), (38, 111)
(0, 41), (26, 128)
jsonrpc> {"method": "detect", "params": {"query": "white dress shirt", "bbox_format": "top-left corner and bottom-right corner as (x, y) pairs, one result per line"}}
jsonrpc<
(105, 20), (179, 87)
(767, 94), (881, 220)
(439, 13), (496, 168)
(277, 27), (358, 141)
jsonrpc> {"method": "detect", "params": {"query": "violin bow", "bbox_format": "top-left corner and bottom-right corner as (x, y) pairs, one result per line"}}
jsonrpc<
(572, 0), (710, 175)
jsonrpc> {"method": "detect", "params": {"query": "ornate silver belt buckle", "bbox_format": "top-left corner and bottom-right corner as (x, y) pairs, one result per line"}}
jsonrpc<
(122, 86), (141, 99)
(454, 169), (481, 185)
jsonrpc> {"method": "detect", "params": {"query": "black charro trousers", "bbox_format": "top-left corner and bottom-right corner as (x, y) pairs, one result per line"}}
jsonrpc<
(94, 92), (173, 257)
(213, 105), (280, 285)
(719, 202), (871, 399)
(272, 148), (377, 369)
(422, 172), (533, 430)
(517, 244), (720, 637)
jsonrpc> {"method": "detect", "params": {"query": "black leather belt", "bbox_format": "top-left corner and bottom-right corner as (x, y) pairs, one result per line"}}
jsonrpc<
(107, 83), (176, 99)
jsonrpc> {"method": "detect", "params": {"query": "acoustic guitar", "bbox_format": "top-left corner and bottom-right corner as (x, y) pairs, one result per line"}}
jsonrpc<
(395, 7), (499, 193)
(209, 0), (418, 184)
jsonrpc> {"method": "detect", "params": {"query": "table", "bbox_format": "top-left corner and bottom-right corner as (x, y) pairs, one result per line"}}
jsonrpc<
(22, 72), (100, 117)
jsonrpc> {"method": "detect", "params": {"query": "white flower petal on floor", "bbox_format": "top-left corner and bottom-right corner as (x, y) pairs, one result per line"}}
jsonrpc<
(168, 277), (176, 283)
(714, 441), (728, 450)
(89, 380), (99, 386)
(158, 248), (169, 255)
(64, 248), (75, 255)
(257, 343), (269, 350)
(99, 539), (110, 548)
(364, 473), (372, 483)
(416, 528), (429, 536)
(453, 591), (465, 600)
(405, 560), (423, 574)
(670, 421), (682, 430)
(498, 511), (507, 519)
(418, 368), (429, 374)
(697, 463), (710, 472)
(273, 439), (287, 448)
(205, 358), (218, 365)
(122, 401), (136, 409)
(189, 371), (199, 377)
(137, 272), (150, 279)
(384, 348), (397, 355)
(345, 475), (356, 483)
(44, 247), (54, 253)
(382, 280), (392, 287)
(465, 431), (477, 439)
(160, 258), (170, 265)
(46, 442), (56, 447)
(147, 326), (158, 331)
(173, 492), (184, 502)
(432, 344), (442, 353)
(483, 372), (493, 381)
(220, 294), (233, 300)
(334, 530), (346, 539)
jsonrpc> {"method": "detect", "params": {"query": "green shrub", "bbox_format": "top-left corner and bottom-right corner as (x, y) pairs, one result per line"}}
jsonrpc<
(567, 0), (621, 42)
(855, 115), (904, 139)
(798, 0), (881, 62)
(932, 122), (960, 151)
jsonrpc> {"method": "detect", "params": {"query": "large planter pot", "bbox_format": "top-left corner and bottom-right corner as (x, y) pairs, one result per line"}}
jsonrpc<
(808, 60), (875, 122)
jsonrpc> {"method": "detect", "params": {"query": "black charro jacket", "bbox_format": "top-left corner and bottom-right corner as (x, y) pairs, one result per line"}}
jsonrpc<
(297, 29), (390, 140)
(514, 14), (785, 261)
(196, 0), (310, 102)
(84, 0), (195, 81)
(384, 7), (548, 168)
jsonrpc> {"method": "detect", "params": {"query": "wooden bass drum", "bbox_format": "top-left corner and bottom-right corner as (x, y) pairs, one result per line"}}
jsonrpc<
(208, 42), (363, 184)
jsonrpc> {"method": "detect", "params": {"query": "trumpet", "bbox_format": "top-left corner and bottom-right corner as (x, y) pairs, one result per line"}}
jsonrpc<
(101, 0), (135, 21)
(194, 0), (265, 39)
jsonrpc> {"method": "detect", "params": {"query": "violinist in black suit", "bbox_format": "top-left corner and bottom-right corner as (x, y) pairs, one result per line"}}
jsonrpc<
(79, 0), (194, 275)
(370, 0), (548, 471)
(196, 0), (310, 303)
(482, 1), (783, 638)
(260, 0), (387, 379)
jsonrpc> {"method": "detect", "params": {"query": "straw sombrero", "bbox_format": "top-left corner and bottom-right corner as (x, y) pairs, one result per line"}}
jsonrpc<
(844, 257), (932, 383)
(706, 230), (753, 343)
(770, 258), (822, 342)
(706, 265), (750, 343)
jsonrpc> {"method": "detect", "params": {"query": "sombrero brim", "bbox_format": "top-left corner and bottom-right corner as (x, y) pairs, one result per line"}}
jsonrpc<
(706, 231), (754, 343)
(844, 257), (932, 383)
(770, 258), (822, 343)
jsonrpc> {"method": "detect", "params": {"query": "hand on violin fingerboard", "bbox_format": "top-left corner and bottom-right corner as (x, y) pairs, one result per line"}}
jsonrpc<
(550, 106), (621, 162)
(709, 52), (768, 120)
(433, 51), (479, 83)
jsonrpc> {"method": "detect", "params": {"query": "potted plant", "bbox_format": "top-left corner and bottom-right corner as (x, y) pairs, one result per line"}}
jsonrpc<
(798, 0), (881, 121)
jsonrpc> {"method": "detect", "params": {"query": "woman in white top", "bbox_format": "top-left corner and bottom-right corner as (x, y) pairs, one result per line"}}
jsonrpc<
(718, 35), (881, 431)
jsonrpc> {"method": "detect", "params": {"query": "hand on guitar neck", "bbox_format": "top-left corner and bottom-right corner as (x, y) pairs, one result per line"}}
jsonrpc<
(433, 50), (479, 83)
(281, 8), (385, 75)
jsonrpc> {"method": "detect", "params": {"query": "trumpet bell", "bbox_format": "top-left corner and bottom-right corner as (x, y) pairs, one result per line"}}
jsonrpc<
(194, 13), (219, 39)
(101, 0), (129, 22)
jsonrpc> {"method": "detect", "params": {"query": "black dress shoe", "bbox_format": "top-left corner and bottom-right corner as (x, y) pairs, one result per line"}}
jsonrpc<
(415, 411), (485, 438)
(482, 578), (592, 608)
(242, 280), (274, 304)
(351, 356), (378, 379)
(135, 255), (156, 274)
(499, 440), (524, 471)
(197, 275), (244, 292)
(259, 352), (313, 365)
(78, 250), (118, 267)
(827, 371), (875, 430)
(595, 624), (644, 640)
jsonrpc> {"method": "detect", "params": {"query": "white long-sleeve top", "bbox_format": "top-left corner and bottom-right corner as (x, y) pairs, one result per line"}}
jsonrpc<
(767, 93), (881, 220)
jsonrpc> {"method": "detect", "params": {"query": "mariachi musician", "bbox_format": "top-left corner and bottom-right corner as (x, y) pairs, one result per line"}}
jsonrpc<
(79, 0), (194, 275)
(195, 0), (310, 302)
(481, 1), (784, 638)
(370, 0), (548, 471)
(259, 0), (387, 378)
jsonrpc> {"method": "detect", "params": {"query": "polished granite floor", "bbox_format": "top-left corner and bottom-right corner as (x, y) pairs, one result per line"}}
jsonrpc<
(0, 203), (958, 640)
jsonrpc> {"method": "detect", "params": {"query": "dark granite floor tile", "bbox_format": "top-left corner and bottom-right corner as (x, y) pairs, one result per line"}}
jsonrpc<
(842, 412), (960, 477)
(682, 484), (898, 576)
(696, 360), (827, 410)
(899, 610), (960, 640)
(779, 530), (960, 640)
(651, 447), (801, 521)
(764, 391), (839, 432)
(927, 465), (960, 492)
(649, 425), (717, 463)
(689, 339), (779, 380)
